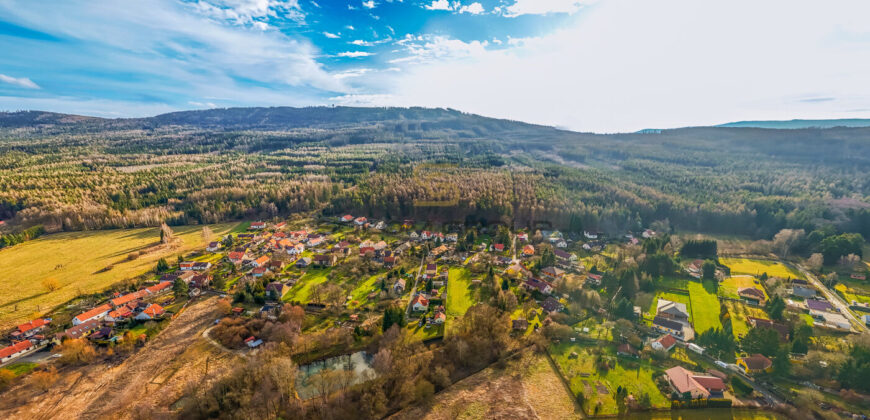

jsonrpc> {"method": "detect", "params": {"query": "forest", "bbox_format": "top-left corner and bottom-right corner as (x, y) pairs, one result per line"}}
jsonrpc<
(1, 107), (869, 241)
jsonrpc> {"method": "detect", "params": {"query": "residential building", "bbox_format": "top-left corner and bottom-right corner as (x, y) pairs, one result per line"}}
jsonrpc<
(541, 297), (564, 313)
(266, 282), (289, 300)
(206, 241), (221, 252)
(12, 319), (50, 339)
(738, 287), (766, 304)
(792, 285), (817, 298)
(664, 366), (726, 398)
(250, 221), (266, 229)
(411, 295), (430, 312)
(393, 278), (406, 295)
(651, 334), (678, 352)
(0, 340), (34, 364)
(252, 255), (270, 268)
(135, 303), (166, 321)
(737, 354), (773, 374)
(313, 254), (337, 267)
(541, 266), (565, 281)
(73, 304), (112, 326)
(522, 277), (554, 295)
(806, 299), (834, 312)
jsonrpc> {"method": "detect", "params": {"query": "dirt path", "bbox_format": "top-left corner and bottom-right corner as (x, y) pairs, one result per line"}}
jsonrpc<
(0, 296), (239, 420)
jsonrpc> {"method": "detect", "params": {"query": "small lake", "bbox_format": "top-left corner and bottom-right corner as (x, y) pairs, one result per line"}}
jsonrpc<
(296, 351), (376, 400)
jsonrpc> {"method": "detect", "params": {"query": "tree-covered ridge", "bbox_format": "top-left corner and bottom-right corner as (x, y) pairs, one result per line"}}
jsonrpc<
(0, 107), (869, 239)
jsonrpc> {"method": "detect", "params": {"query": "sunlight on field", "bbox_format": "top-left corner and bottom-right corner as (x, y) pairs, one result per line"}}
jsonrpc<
(688, 280), (722, 333)
(719, 276), (768, 300)
(0, 223), (239, 330)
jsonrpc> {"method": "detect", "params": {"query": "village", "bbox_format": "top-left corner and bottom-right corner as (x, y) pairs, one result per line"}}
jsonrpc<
(1, 215), (869, 418)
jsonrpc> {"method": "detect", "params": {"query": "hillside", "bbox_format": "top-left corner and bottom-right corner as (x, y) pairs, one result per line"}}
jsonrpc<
(718, 118), (870, 129)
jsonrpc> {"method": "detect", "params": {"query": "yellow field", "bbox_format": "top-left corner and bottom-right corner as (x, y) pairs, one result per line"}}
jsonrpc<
(720, 258), (802, 280)
(719, 275), (768, 300)
(0, 223), (239, 329)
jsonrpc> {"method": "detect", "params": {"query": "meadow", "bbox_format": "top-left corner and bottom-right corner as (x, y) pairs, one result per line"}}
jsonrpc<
(446, 267), (475, 318)
(648, 291), (692, 322)
(0, 223), (239, 330)
(720, 258), (802, 280)
(687, 280), (722, 333)
(283, 268), (331, 304)
(719, 276), (768, 300)
(723, 300), (769, 340)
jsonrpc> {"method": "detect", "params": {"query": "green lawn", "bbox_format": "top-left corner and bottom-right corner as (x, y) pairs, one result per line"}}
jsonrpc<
(649, 291), (692, 323)
(720, 258), (802, 280)
(719, 275), (768, 300)
(0, 222), (240, 330)
(723, 300), (768, 340)
(4, 362), (37, 377)
(688, 280), (722, 333)
(405, 322), (444, 341)
(511, 307), (542, 336)
(446, 267), (475, 317)
(347, 274), (383, 309)
(283, 268), (331, 304)
(835, 283), (870, 305)
(549, 343), (668, 416)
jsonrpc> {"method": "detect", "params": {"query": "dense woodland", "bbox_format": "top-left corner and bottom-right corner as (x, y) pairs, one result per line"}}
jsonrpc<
(1, 107), (869, 242)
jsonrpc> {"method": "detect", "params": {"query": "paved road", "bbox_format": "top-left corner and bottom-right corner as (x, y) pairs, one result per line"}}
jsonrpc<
(793, 263), (869, 333)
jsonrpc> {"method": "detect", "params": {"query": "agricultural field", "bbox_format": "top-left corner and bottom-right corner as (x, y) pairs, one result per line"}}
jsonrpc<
(0, 223), (239, 330)
(723, 300), (769, 340)
(720, 258), (802, 280)
(687, 280), (722, 333)
(549, 343), (669, 416)
(283, 268), (331, 304)
(446, 267), (475, 319)
(834, 283), (870, 305)
(391, 351), (582, 420)
(719, 275), (767, 300)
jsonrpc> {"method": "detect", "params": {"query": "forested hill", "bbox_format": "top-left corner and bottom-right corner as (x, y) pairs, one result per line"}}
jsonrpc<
(717, 118), (870, 129)
(0, 107), (869, 240)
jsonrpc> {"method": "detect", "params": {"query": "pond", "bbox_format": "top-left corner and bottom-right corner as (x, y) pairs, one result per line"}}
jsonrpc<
(296, 351), (376, 400)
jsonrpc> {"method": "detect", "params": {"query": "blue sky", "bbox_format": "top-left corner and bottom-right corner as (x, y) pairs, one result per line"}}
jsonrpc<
(1, 0), (869, 131)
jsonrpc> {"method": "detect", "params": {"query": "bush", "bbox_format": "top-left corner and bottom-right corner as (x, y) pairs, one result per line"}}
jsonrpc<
(730, 376), (753, 397)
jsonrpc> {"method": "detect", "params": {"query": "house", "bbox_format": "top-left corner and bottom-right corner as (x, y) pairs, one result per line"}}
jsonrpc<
(862, 314), (870, 326)
(245, 336), (263, 348)
(296, 257), (312, 268)
(250, 221), (266, 230)
(430, 244), (449, 257)
(146, 281), (172, 295)
(554, 239), (567, 248)
(583, 231), (598, 240)
(747, 317), (790, 342)
(811, 310), (851, 331)
(383, 256), (397, 268)
(554, 249), (577, 264)
(411, 295), (430, 312)
(432, 311), (446, 324)
(541, 297), (564, 313)
(354, 217), (367, 226)
(206, 242), (222, 252)
(179, 261), (196, 271)
(89, 326), (115, 341)
(313, 254), (337, 267)
(57, 319), (100, 342)
(374, 221), (387, 230)
(642, 229), (656, 238)
(12, 319), (50, 339)
(393, 278), (406, 295)
(307, 235), (325, 247)
(192, 262), (212, 271)
(251, 266), (269, 277)
(652, 316), (695, 341)
(792, 285), (817, 298)
(664, 366), (727, 398)
(512, 318), (529, 331)
(340, 214), (354, 223)
(0, 340), (34, 364)
(517, 233), (528, 241)
(617, 343), (639, 358)
(334, 241), (352, 255)
(737, 354), (773, 374)
(105, 306), (134, 323)
(252, 255), (270, 268)
(851, 273), (867, 281)
(541, 266), (565, 281)
(286, 243), (305, 255)
(651, 334), (678, 352)
(806, 299), (834, 312)
(402, 219), (414, 229)
(268, 260), (286, 271)
(657, 299), (690, 321)
(409, 231), (419, 240)
(266, 282), (289, 300)
(522, 277), (554, 295)
(738, 287), (766, 304)
(111, 289), (148, 307)
(425, 263), (437, 278)
(523, 244), (535, 256)
(586, 273), (602, 286)
(493, 243), (505, 252)
(228, 251), (248, 264)
(274, 222), (286, 230)
(446, 233), (458, 242)
(73, 303), (113, 325)
(135, 303), (165, 321)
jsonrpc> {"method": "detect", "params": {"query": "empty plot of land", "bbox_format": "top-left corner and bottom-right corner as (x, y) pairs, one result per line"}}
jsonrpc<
(688, 280), (722, 333)
(720, 258), (802, 280)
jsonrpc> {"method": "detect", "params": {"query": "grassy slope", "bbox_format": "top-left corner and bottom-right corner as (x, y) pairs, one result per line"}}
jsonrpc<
(719, 276), (768, 300)
(688, 280), (722, 333)
(283, 268), (330, 304)
(0, 223), (239, 330)
(649, 292), (693, 323)
(720, 258), (803, 279)
(446, 267), (474, 318)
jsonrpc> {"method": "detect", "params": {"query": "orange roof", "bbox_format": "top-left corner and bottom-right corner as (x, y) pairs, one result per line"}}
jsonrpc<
(656, 334), (678, 350)
(228, 251), (246, 260)
(412, 295), (429, 306)
(75, 304), (112, 323)
(142, 303), (165, 318)
(17, 319), (50, 333)
(0, 340), (33, 359)
(523, 244), (535, 254)
(111, 289), (147, 306)
(254, 255), (270, 265)
(146, 281), (172, 294)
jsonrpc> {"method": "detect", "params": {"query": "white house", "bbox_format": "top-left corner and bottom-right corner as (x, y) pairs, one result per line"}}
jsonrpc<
(411, 295), (430, 312)
(0, 340), (34, 364)
(73, 304), (112, 326)
(135, 303), (166, 321)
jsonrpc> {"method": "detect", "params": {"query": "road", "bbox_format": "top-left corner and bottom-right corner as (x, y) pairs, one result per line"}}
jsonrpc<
(793, 263), (869, 333)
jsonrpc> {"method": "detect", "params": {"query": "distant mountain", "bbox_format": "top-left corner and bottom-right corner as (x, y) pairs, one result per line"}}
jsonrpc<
(717, 118), (870, 129)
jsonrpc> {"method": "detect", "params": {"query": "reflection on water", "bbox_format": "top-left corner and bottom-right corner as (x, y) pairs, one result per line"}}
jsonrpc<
(624, 408), (784, 420)
(296, 351), (376, 400)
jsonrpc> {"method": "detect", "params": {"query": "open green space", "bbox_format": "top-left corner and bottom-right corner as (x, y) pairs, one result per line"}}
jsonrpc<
(405, 322), (444, 341)
(687, 280), (722, 333)
(347, 274), (383, 309)
(446, 267), (475, 318)
(549, 342), (669, 416)
(649, 291), (692, 322)
(719, 275), (767, 300)
(723, 300), (768, 340)
(283, 268), (331, 304)
(4, 362), (37, 377)
(720, 258), (802, 280)
(835, 283), (870, 305)
(0, 222), (240, 330)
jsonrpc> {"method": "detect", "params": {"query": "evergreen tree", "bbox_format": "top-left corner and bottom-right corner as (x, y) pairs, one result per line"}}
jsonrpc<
(173, 278), (189, 296)
(156, 258), (170, 273)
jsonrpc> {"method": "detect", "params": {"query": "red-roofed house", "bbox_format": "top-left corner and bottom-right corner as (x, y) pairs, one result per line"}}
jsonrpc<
(0, 340), (34, 363)
(493, 243), (505, 252)
(146, 281), (172, 295)
(135, 303), (166, 321)
(73, 304), (112, 325)
(250, 221), (266, 230)
(252, 255), (270, 268)
(411, 295), (430, 312)
(652, 334), (678, 352)
(228, 251), (248, 264)
(354, 217), (367, 226)
(664, 366), (726, 398)
(12, 319), (50, 339)
(111, 289), (147, 307)
(523, 244), (535, 256)
(179, 261), (196, 271)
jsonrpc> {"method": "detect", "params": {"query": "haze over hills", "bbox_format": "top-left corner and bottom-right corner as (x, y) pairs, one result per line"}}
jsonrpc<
(717, 118), (870, 129)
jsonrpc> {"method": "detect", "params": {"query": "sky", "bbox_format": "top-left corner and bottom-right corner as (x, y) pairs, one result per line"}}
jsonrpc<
(1, 0), (869, 132)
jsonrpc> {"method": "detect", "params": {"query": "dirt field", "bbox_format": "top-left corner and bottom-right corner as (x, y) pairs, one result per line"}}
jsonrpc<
(0, 296), (239, 420)
(391, 350), (582, 420)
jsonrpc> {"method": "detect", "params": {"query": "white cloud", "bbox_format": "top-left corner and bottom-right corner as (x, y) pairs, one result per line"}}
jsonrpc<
(328, 93), (394, 105)
(424, 0), (451, 11)
(193, 0), (306, 25)
(0, 74), (40, 89)
(362, 0), (376, 9)
(334, 68), (372, 79)
(345, 25), (355, 30)
(382, 0), (870, 132)
(188, 100), (218, 108)
(458, 2), (484, 14)
(350, 39), (373, 46)
(323, 31), (340, 38)
(503, 0), (588, 17)
(337, 51), (374, 57)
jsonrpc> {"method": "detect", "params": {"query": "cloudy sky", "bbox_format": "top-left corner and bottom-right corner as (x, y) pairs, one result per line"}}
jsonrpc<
(0, 0), (869, 132)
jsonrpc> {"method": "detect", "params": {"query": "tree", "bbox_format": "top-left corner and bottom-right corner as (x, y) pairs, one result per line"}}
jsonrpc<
(201, 226), (213, 243)
(42, 277), (60, 292)
(30, 366), (59, 392)
(765, 296), (785, 321)
(173, 278), (189, 296)
(0, 369), (15, 391)
(212, 273), (226, 291)
(382, 305), (405, 331)
(156, 258), (170, 273)
(819, 233), (864, 265)
(742, 327), (780, 357)
(773, 229), (805, 258)
(807, 253), (824, 271)
(160, 223), (175, 244)
(58, 339), (97, 365)
(702, 259), (717, 281)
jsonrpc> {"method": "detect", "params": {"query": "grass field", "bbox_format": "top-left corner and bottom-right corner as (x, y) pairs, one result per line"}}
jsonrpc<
(0, 223), (239, 330)
(405, 322), (444, 341)
(3, 362), (37, 377)
(511, 307), (542, 336)
(835, 283), (870, 305)
(649, 292), (692, 322)
(720, 258), (802, 280)
(688, 280), (722, 333)
(347, 274), (383, 309)
(550, 343), (668, 416)
(723, 300), (768, 339)
(446, 267), (475, 318)
(719, 275), (768, 300)
(283, 268), (331, 304)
